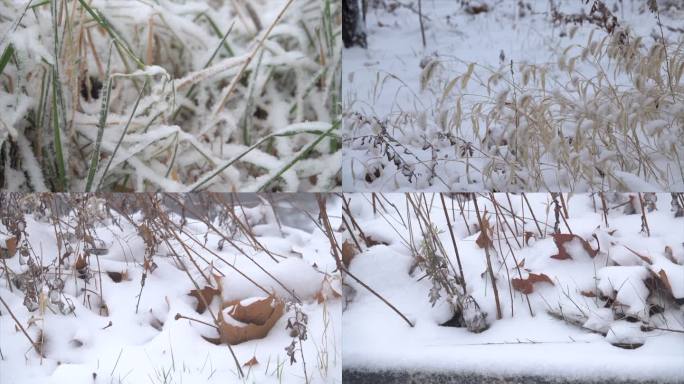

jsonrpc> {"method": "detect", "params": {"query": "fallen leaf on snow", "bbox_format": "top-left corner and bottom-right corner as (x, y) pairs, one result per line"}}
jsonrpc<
(622, 245), (652, 265)
(74, 254), (88, 270)
(3, 237), (18, 258)
(243, 356), (259, 367)
(218, 294), (284, 345)
(663, 246), (677, 264)
(106, 271), (129, 283)
(511, 273), (554, 294)
(475, 214), (493, 249)
(314, 275), (343, 304)
(341, 239), (358, 268)
(188, 286), (221, 314)
(550, 234), (598, 260)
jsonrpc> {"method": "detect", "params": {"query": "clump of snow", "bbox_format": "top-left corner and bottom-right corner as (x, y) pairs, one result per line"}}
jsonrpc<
(606, 321), (646, 347)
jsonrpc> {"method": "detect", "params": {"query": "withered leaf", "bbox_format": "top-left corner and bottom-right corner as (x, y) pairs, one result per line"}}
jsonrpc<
(143, 258), (158, 273)
(218, 294), (284, 345)
(5, 237), (18, 257)
(580, 290), (597, 297)
(201, 335), (222, 345)
(139, 224), (155, 245)
(106, 271), (128, 283)
(74, 254), (88, 270)
(623, 245), (652, 265)
(475, 215), (493, 249)
(188, 286), (221, 314)
(363, 235), (387, 248)
(511, 273), (554, 294)
(227, 296), (278, 325)
(314, 276), (342, 304)
(657, 269), (673, 295)
(341, 239), (358, 269)
(550, 234), (598, 260)
(663, 246), (677, 264)
(243, 356), (259, 367)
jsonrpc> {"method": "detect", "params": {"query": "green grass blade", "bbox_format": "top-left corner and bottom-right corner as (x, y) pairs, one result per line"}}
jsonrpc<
(85, 45), (114, 192)
(257, 122), (338, 191)
(190, 127), (333, 191)
(76, 0), (145, 69)
(50, 0), (67, 191)
(29, 0), (50, 9)
(0, 44), (14, 78)
(195, 13), (235, 57)
(51, 66), (66, 191)
(241, 50), (265, 146)
(172, 21), (235, 120)
(96, 78), (149, 191)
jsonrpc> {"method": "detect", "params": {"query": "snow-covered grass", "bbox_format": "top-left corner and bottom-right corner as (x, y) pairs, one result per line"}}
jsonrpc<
(341, 192), (684, 381)
(0, 0), (341, 192)
(0, 193), (342, 384)
(343, 0), (684, 191)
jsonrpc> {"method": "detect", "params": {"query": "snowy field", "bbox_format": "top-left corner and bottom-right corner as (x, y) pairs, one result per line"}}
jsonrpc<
(341, 192), (684, 382)
(0, 194), (342, 384)
(343, 0), (684, 191)
(0, 0), (341, 192)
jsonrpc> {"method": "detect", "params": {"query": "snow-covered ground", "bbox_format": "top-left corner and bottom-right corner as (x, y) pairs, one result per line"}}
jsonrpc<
(342, 192), (684, 382)
(0, 194), (341, 384)
(343, 0), (684, 191)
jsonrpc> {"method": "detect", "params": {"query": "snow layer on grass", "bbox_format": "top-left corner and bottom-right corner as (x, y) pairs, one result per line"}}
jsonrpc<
(342, 0), (684, 191)
(0, 0), (341, 192)
(0, 195), (341, 384)
(342, 193), (684, 381)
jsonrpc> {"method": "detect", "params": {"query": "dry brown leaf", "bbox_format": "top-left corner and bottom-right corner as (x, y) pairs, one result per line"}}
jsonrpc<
(74, 254), (88, 270)
(523, 232), (536, 247)
(341, 239), (358, 268)
(511, 273), (554, 294)
(170, 168), (179, 182)
(139, 224), (155, 245)
(5, 237), (18, 257)
(663, 246), (677, 264)
(657, 269), (673, 294)
(314, 276), (342, 304)
(218, 294), (284, 345)
(475, 214), (493, 249)
(201, 335), (222, 345)
(243, 356), (259, 367)
(623, 245), (652, 265)
(143, 258), (158, 273)
(550, 234), (598, 260)
(314, 291), (325, 304)
(106, 271), (128, 283)
(228, 297), (277, 325)
(580, 290), (597, 297)
(188, 286), (221, 314)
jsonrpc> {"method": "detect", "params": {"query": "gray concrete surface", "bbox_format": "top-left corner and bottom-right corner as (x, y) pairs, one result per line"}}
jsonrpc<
(342, 369), (674, 384)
